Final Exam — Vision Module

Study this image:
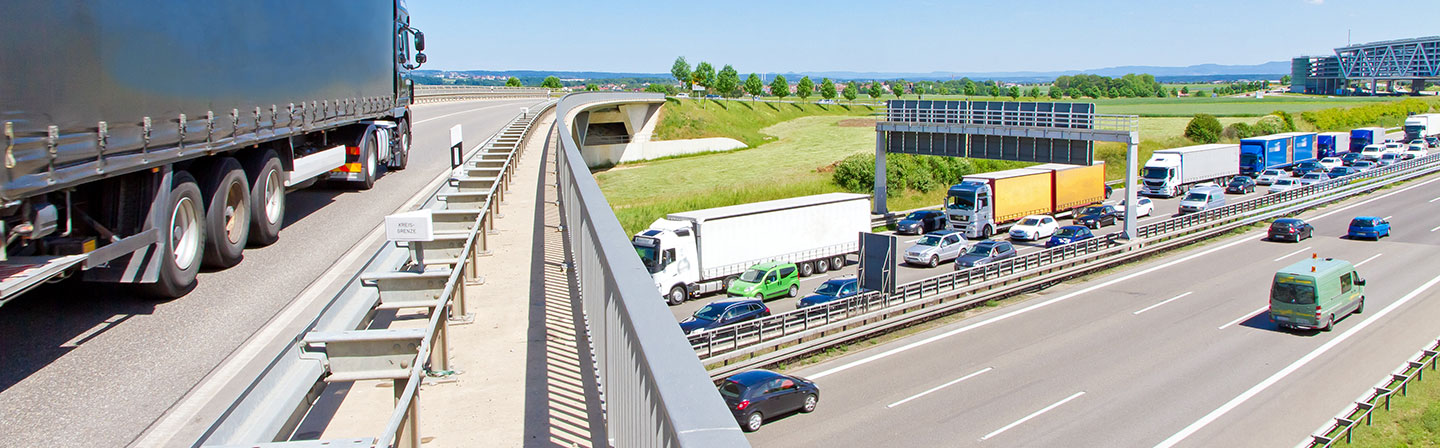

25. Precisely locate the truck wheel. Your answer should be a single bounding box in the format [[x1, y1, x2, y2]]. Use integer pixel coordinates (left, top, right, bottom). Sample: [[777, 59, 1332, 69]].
[[354, 128, 382, 190], [787, 284, 799, 298], [1322, 314, 1335, 332], [798, 261, 815, 277], [141, 171, 206, 299], [981, 225, 993, 239], [199, 158, 250, 268], [1355, 297, 1365, 314], [246, 150, 285, 246], [722, 275, 739, 291], [666, 285, 686, 306], [387, 119, 411, 170], [815, 258, 830, 274], [831, 255, 846, 269]]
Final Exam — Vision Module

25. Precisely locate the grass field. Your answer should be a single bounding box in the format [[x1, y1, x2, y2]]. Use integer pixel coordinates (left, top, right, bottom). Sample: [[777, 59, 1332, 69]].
[[653, 98, 876, 148], [1338, 364, 1440, 447]]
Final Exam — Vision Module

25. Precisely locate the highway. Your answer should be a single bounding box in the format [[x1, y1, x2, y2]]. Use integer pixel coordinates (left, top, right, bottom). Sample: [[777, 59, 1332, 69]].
[[0, 98, 546, 448], [745, 170, 1440, 446]]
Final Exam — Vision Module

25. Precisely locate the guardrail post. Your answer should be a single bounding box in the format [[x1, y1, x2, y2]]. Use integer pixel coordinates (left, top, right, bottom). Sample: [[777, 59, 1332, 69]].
[[393, 377, 421, 448], [431, 304, 451, 372]]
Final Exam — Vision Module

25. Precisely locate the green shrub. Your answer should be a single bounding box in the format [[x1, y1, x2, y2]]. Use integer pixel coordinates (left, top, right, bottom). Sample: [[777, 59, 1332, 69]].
[[1184, 114, 1223, 143], [1300, 99, 1434, 131], [832, 153, 1024, 197], [1271, 110, 1297, 132]]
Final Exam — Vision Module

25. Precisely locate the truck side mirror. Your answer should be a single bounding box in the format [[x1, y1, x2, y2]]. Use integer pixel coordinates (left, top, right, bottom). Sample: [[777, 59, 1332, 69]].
[[1355, 278, 1366, 286], [415, 53, 427, 65], [414, 31, 426, 51]]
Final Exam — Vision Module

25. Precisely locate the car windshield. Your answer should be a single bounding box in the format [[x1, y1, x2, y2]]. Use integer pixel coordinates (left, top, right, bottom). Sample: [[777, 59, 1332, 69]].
[[1272, 281, 1316, 305], [1351, 218, 1374, 228], [692, 304, 725, 321], [947, 191, 976, 211], [1262, 170, 1282, 176], [916, 235, 942, 246], [814, 281, 844, 296], [738, 269, 764, 283], [1275, 179, 1294, 186], [717, 381, 743, 399], [1229, 178, 1247, 185], [1020, 218, 1040, 226], [967, 244, 996, 255], [1184, 192, 1208, 201], [1056, 227, 1082, 237], [1080, 206, 1104, 215], [1304, 174, 1322, 179]]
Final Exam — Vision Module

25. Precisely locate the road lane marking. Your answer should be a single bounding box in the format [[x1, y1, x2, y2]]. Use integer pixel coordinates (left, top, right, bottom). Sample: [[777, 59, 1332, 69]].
[[886, 367, 992, 408], [1383, 215, 1392, 220], [904, 238, 919, 243], [981, 391, 1085, 441], [1155, 271, 1440, 448], [1133, 292, 1194, 315], [1431, 224, 1440, 232], [413, 99, 539, 125], [1273, 246, 1312, 262], [807, 235, 1256, 380], [1310, 176, 1440, 221], [1430, 196, 1440, 203], [1218, 306, 1268, 330], [800, 276, 829, 283], [1354, 253, 1383, 267]]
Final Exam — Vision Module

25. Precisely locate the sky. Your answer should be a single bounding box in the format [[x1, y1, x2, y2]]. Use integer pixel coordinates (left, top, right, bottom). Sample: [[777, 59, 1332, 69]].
[[407, 0, 1431, 74]]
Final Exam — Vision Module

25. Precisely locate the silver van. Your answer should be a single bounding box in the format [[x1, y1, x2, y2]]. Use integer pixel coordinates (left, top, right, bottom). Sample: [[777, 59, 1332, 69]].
[[1179, 186, 1225, 214]]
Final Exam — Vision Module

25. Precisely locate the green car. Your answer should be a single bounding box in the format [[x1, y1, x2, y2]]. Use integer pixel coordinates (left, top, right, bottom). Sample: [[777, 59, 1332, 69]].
[[727, 262, 800, 300], [1269, 257, 1366, 331]]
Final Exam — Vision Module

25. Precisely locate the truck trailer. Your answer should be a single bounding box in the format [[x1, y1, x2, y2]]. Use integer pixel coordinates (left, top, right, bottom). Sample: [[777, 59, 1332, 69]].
[[1239, 133, 1316, 177], [1404, 114, 1440, 141], [1139, 144, 1240, 198], [0, 1, 427, 302], [1316, 132, 1351, 158], [1350, 127, 1385, 152], [633, 193, 870, 305], [945, 162, 1105, 239]]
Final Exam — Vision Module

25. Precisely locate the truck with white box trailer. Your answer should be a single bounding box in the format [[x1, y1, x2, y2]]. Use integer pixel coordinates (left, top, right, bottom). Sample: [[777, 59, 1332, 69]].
[[1139, 143, 1240, 198], [633, 193, 870, 305], [1405, 114, 1440, 141]]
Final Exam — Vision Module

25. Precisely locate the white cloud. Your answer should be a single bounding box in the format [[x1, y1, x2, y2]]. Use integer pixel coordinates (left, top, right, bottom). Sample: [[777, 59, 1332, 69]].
[[1304, 0, 1323, 4]]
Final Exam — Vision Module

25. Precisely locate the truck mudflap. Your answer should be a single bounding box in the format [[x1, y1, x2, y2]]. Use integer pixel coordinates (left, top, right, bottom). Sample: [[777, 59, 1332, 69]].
[[0, 255, 87, 305]]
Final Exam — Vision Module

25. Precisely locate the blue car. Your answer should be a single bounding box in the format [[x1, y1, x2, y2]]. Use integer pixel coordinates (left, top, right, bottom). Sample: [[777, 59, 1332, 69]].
[[1046, 225, 1095, 248], [1347, 216, 1391, 240], [797, 277, 865, 308], [679, 299, 769, 335]]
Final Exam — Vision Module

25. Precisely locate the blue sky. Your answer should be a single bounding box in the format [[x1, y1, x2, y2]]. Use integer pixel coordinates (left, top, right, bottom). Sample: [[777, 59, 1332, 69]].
[[408, 0, 1428, 74]]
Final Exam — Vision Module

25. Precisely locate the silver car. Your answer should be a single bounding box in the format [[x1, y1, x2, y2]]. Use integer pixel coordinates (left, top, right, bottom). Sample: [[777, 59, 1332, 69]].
[[1255, 169, 1285, 186], [904, 230, 967, 268]]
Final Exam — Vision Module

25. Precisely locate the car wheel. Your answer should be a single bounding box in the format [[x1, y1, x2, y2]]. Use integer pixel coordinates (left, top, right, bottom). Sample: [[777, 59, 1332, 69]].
[[928, 256, 938, 268], [802, 394, 818, 413], [743, 412, 763, 432], [788, 284, 799, 298], [1355, 296, 1365, 314], [815, 258, 830, 274], [754, 293, 765, 301], [667, 286, 686, 306], [1322, 314, 1335, 332], [798, 261, 815, 277]]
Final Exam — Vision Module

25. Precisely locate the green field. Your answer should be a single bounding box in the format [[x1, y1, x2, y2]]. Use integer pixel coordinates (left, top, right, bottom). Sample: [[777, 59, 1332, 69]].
[[1336, 363, 1440, 447], [654, 98, 876, 148]]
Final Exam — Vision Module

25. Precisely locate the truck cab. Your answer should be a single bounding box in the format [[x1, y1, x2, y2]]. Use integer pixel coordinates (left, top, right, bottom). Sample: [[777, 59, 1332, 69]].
[[946, 180, 993, 239], [1140, 154, 1183, 197], [633, 220, 702, 305]]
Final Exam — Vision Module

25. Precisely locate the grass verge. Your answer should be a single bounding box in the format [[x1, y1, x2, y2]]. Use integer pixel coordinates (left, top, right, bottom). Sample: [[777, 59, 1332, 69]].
[[653, 98, 875, 148]]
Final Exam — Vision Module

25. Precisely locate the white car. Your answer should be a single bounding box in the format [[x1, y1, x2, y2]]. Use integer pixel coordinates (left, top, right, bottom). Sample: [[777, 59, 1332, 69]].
[[1405, 144, 1428, 159], [1268, 178, 1302, 194], [1297, 172, 1328, 185], [1008, 214, 1058, 241], [1318, 157, 1344, 170], [1114, 197, 1154, 218], [1359, 144, 1385, 161], [1255, 169, 1285, 186], [1383, 142, 1405, 154]]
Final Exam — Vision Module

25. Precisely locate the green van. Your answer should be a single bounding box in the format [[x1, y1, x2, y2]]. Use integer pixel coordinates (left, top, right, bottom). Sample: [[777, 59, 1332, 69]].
[[1269, 257, 1366, 331], [727, 262, 800, 300]]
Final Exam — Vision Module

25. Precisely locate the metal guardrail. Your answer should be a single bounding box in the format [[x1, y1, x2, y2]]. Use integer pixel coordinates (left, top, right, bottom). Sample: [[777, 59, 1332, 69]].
[[1305, 336, 1440, 447], [884, 100, 1140, 133], [187, 100, 556, 447], [413, 85, 552, 103], [690, 151, 1440, 364], [554, 92, 750, 447]]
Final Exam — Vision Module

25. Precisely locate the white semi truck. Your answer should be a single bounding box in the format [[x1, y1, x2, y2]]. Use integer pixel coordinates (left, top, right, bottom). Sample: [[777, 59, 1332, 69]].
[[1405, 113, 1440, 141], [1139, 143, 1240, 198], [632, 193, 870, 305]]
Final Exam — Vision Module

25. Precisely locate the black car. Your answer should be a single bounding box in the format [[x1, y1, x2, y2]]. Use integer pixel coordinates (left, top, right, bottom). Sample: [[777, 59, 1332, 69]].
[[717, 369, 820, 432], [1073, 204, 1119, 229], [1291, 161, 1325, 174], [679, 299, 769, 335], [1340, 153, 1365, 166], [1328, 166, 1360, 178], [1268, 218, 1313, 242], [954, 240, 1019, 268], [1225, 176, 1256, 194], [896, 210, 948, 235]]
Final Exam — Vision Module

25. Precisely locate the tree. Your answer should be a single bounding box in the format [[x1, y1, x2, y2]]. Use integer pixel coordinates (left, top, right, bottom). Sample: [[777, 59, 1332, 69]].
[[743, 74, 764, 99], [1008, 86, 1021, 99], [540, 76, 563, 89], [1180, 86, 1190, 95], [843, 82, 859, 101], [991, 85, 1005, 97], [692, 62, 715, 93], [795, 76, 815, 100], [868, 82, 884, 99], [585, 83, 600, 91], [505, 76, 522, 87], [891, 82, 905, 98], [1184, 114, 1223, 143], [715, 64, 740, 98], [820, 78, 838, 102], [644, 83, 674, 95], [938, 86, 950, 95], [1193, 89, 1207, 98], [963, 80, 977, 96], [671, 57, 691, 89], [1281, 75, 1291, 85], [769, 75, 789, 99], [1026, 86, 1040, 98]]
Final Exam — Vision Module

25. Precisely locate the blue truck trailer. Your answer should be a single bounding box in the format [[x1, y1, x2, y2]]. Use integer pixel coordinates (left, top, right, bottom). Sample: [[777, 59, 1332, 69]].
[[1350, 127, 1385, 152], [1239, 133, 1316, 177], [1316, 132, 1350, 158]]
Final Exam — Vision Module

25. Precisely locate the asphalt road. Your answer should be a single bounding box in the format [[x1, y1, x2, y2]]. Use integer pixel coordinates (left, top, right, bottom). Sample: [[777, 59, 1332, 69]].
[[0, 98, 545, 448], [745, 169, 1440, 447]]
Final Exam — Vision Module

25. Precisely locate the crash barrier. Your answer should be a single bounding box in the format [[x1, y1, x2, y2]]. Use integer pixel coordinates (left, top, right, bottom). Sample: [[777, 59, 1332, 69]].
[[1303, 336, 1440, 447], [414, 85, 552, 103]]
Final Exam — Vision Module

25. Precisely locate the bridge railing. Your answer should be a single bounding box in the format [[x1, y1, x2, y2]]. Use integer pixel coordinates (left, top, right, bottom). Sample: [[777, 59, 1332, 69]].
[[554, 92, 750, 447], [414, 85, 552, 103], [883, 100, 1140, 133]]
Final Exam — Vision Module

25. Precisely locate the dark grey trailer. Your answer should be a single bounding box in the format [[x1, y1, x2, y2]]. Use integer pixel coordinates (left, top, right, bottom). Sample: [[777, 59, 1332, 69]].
[[0, 0, 427, 302]]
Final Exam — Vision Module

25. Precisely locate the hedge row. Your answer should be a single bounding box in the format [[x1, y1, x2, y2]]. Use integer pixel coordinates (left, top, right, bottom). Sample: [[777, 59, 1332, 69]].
[[1300, 99, 1434, 131], [832, 153, 1029, 197]]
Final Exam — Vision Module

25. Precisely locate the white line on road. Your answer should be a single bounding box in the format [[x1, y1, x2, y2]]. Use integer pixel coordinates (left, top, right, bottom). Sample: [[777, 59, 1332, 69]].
[[1383, 215, 1392, 221], [1431, 224, 1440, 232], [807, 234, 1256, 380], [413, 100, 537, 125], [981, 391, 1086, 441], [1311, 176, 1440, 221], [904, 238, 919, 243], [1133, 292, 1194, 315], [800, 276, 829, 283], [1354, 253, 1383, 267], [1273, 246, 1312, 262], [1429, 196, 1440, 203], [1155, 271, 1440, 448], [887, 367, 993, 408], [1218, 306, 1268, 330]]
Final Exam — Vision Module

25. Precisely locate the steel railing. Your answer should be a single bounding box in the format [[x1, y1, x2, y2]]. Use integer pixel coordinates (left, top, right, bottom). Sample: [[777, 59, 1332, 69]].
[[689, 151, 1440, 364], [884, 100, 1140, 133], [413, 85, 552, 103], [181, 99, 556, 448], [554, 92, 750, 447], [1304, 336, 1440, 447]]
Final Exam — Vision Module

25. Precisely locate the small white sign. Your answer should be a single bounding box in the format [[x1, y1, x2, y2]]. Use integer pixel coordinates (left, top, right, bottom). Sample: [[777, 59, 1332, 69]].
[[692, 85, 705, 91], [449, 124, 463, 147], [385, 210, 434, 242]]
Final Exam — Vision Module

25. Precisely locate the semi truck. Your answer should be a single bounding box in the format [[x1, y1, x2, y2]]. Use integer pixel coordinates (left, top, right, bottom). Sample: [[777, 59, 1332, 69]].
[[1404, 114, 1440, 141], [1316, 132, 1351, 158], [633, 193, 870, 305], [1239, 132, 1316, 177], [0, 1, 427, 303], [1350, 127, 1386, 152], [1139, 144, 1240, 198], [945, 162, 1105, 239]]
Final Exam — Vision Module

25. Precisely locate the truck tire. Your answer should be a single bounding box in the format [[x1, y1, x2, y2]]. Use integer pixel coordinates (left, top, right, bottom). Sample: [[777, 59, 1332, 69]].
[[831, 255, 846, 270], [354, 128, 382, 190], [246, 150, 285, 246], [722, 275, 739, 291], [666, 285, 686, 306], [798, 261, 815, 277], [199, 158, 251, 268], [981, 225, 993, 239], [141, 171, 206, 299], [387, 119, 410, 170], [815, 258, 830, 274], [1355, 297, 1365, 314]]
